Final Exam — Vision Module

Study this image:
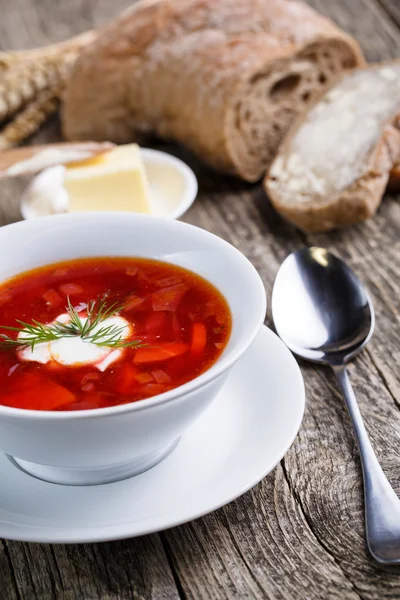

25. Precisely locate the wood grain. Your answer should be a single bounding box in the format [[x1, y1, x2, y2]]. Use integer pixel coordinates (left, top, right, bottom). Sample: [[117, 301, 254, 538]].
[[309, 0, 400, 60], [2, 535, 179, 599], [1, 1, 400, 599], [377, 0, 400, 27]]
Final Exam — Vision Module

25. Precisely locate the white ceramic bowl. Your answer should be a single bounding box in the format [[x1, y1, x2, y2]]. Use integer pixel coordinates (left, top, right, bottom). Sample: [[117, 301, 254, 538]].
[[0, 213, 266, 485]]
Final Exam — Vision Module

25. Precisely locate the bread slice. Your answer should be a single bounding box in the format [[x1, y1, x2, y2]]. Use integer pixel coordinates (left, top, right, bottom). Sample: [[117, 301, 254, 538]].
[[265, 62, 400, 232], [62, 0, 364, 182]]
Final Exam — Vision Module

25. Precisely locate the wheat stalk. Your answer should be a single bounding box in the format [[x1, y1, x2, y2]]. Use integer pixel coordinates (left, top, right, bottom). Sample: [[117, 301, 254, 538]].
[[0, 30, 97, 147]]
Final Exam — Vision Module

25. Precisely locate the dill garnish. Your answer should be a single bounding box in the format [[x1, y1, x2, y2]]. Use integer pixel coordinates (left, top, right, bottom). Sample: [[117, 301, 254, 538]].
[[0, 295, 144, 352]]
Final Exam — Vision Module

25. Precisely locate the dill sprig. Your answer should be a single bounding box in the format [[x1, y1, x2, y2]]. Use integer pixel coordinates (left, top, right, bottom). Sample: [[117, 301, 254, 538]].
[[0, 295, 144, 352]]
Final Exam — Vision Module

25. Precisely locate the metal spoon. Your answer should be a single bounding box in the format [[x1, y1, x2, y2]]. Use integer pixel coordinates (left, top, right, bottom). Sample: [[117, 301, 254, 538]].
[[272, 246, 400, 565]]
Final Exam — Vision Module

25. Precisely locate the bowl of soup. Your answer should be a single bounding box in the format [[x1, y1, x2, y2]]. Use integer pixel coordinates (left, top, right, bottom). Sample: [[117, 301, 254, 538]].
[[0, 213, 266, 484]]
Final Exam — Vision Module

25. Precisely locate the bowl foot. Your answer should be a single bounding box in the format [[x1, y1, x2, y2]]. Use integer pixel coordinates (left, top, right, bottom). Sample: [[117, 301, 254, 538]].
[[10, 438, 180, 486]]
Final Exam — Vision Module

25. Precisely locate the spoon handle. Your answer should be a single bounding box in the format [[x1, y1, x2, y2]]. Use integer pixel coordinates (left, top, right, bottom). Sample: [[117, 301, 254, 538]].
[[332, 364, 400, 564]]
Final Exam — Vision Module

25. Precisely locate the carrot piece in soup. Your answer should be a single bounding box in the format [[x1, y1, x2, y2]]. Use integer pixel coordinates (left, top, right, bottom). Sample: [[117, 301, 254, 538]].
[[2, 374, 75, 410], [190, 322, 207, 360], [133, 343, 189, 364]]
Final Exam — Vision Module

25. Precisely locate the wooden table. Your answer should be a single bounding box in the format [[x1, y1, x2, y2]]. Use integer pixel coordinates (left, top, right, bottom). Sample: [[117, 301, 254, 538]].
[[1, 0, 400, 598]]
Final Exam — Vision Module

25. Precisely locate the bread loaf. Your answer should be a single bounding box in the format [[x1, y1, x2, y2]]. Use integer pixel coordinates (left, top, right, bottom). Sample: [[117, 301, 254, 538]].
[[265, 62, 400, 232], [62, 0, 364, 182]]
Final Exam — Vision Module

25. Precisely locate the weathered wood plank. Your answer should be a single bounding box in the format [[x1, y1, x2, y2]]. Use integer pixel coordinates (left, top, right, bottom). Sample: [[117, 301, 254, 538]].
[[2, 536, 180, 600], [0, 0, 132, 50], [377, 0, 400, 28], [308, 0, 400, 60], [0, 541, 19, 600], [162, 468, 361, 600]]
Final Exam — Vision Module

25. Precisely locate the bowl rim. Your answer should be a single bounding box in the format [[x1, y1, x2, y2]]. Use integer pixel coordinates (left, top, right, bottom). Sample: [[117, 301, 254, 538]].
[[0, 213, 266, 420]]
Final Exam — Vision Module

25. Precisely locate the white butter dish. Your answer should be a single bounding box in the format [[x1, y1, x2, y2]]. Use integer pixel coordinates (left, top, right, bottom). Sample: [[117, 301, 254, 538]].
[[21, 148, 198, 221]]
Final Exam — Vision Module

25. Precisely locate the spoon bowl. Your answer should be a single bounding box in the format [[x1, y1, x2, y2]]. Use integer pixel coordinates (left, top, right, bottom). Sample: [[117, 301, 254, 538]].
[[272, 247, 375, 363]]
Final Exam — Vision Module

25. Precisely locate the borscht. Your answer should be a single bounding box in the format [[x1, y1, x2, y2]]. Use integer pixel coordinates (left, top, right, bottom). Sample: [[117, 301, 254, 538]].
[[0, 257, 231, 411]]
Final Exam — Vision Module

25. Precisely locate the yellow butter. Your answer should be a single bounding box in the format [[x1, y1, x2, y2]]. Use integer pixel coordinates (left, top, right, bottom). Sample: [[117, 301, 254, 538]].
[[64, 144, 151, 214]]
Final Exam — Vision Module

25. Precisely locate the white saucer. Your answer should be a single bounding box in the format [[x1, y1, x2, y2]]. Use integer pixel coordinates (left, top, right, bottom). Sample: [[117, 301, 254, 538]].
[[20, 148, 198, 221], [0, 326, 304, 543]]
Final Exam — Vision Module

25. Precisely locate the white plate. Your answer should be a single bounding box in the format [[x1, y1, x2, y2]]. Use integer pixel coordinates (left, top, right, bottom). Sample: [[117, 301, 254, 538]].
[[20, 148, 198, 221], [0, 326, 304, 543]]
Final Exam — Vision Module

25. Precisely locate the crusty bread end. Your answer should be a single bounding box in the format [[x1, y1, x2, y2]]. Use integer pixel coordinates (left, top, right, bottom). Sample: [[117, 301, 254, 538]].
[[265, 62, 400, 232]]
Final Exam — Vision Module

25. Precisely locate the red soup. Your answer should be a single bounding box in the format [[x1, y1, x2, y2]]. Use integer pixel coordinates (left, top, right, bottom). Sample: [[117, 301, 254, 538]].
[[0, 257, 231, 411]]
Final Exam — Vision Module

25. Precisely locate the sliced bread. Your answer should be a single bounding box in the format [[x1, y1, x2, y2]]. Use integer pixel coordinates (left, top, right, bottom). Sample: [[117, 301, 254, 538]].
[[265, 62, 400, 232], [62, 0, 364, 182]]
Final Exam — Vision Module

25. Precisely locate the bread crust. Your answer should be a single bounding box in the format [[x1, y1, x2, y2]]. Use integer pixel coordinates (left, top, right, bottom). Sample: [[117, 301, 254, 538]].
[[62, 0, 364, 181], [264, 61, 400, 232], [388, 164, 400, 190]]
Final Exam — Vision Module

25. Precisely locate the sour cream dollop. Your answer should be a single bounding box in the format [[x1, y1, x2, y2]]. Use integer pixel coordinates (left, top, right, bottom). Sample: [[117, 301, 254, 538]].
[[21, 166, 69, 217], [17, 312, 131, 372]]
